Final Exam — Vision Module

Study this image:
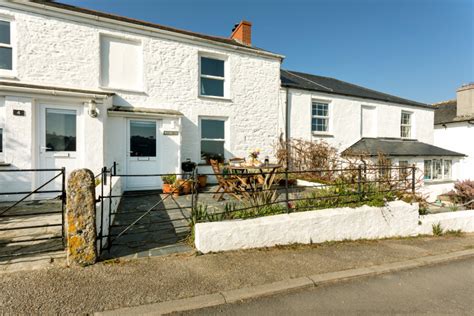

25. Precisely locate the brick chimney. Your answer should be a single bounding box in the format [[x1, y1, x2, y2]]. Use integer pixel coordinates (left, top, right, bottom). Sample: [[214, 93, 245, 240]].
[[456, 83, 474, 117], [230, 20, 252, 46]]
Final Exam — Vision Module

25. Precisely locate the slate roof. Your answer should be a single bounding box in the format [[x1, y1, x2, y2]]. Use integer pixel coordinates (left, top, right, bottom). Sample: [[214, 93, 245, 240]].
[[281, 70, 431, 109], [30, 1, 280, 57], [341, 138, 465, 157], [433, 100, 457, 124]]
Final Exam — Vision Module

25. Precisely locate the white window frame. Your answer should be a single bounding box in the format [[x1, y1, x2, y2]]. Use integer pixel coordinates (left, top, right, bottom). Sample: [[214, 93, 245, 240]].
[[400, 111, 412, 139], [424, 158, 453, 181], [198, 53, 229, 99], [311, 100, 330, 134], [199, 116, 229, 164], [0, 14, 16, 78], [99, 33, 144, 93]]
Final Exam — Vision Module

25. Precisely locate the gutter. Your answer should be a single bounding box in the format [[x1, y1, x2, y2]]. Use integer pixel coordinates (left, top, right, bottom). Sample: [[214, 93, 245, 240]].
[[8, 0, 285, 61], [0, 84, 112, 100]]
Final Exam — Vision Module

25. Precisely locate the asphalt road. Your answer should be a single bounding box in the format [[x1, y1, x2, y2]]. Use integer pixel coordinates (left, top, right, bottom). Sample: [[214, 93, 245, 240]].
[[182, 257, 474, 315]]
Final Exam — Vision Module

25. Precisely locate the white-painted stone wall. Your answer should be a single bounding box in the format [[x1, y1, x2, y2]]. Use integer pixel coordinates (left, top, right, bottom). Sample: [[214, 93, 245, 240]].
[[285, 88, 434, 150], [434, 122, 474, 181], [0, 4, 282, 176], [195, 201, 474, 253]]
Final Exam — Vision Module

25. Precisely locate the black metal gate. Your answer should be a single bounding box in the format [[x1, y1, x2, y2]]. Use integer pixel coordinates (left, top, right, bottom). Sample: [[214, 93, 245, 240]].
[[96, 163, 195, 258], [0, 168, 66, 260]]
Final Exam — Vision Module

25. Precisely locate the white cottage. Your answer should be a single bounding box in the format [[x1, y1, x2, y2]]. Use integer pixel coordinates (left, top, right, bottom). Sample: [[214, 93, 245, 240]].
[[0, 0, 283, 193], [433, 83, 474, 192], [280, 70, 465, 201]]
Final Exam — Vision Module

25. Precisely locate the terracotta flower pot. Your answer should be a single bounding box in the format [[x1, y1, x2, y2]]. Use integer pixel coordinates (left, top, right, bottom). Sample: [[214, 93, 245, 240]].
[[163, 183, 180, 195], [177, 179, 192, 195], [198, 175, 207, 188]]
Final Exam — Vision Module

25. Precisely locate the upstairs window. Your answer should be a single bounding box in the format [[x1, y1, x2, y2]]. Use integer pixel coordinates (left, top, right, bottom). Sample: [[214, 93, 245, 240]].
[[0, 19, 13, 71], [400, 111, 412, 138], [200, 56, 225, 97], [100, 35, 143, 91], [424, 159, 452, 181], [311, 101, 329, 132]]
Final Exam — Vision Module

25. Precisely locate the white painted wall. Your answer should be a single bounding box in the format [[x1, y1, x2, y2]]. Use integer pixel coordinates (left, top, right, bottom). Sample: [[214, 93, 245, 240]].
[[285, 88, 435, 151], [0, 4, 282, 172], [434, 122, 474, 181], [195, 201, 474, 253]]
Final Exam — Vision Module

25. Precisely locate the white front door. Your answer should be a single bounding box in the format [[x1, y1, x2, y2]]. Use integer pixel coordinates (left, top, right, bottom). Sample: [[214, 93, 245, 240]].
[[38, 104, 81, 192], [126, 119, 161, 190]]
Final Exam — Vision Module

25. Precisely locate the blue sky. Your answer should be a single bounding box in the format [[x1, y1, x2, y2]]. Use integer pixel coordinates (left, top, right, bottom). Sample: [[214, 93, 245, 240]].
[[62, 0, 473, 104]]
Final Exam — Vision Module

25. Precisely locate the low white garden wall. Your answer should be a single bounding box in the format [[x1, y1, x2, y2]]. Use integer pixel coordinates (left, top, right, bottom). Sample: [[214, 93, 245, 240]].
[[418, 210, 474, 235], [195, 201, 474, 253]]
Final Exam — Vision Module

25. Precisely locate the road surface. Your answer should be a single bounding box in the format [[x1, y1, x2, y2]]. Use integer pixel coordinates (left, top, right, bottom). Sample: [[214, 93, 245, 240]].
[[182, 257, 474, 315]]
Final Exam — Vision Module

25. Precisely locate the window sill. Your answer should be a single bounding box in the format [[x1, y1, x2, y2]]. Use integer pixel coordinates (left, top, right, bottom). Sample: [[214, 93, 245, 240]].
[[0, 162, 11, 167], [198, 95, 232, 102], [424, 179, 454, 185], [312, 132, 334, 137], [99, 86, 146, 95], [0, 72, 18, 80]]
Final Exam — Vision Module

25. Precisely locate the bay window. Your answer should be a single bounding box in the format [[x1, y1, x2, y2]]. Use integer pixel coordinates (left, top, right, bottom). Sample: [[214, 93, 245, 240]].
[[424, 159, 452, 181]]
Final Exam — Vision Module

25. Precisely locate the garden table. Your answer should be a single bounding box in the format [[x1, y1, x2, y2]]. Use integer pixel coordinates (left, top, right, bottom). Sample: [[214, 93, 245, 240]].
[[228, 163, 282, 188]]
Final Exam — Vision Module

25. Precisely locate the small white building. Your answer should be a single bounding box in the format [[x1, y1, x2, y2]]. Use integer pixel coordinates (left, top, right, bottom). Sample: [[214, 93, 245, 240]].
[[280, 70, 465, 201], [433, 83, 474, 190], [0, 1, 283, 194]]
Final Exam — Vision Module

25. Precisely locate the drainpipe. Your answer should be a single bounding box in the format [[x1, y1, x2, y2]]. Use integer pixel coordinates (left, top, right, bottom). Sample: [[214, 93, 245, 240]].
[[285, 87, 290, 169]]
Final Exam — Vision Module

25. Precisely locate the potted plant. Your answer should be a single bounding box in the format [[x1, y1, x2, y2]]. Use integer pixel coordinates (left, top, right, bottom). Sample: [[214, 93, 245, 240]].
[[161, 174, 179, 195], [176, 178, 193, 195]]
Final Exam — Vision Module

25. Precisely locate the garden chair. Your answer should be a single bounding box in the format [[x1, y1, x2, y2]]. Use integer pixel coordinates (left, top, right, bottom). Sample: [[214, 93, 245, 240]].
[[209, 159, 241, 201]]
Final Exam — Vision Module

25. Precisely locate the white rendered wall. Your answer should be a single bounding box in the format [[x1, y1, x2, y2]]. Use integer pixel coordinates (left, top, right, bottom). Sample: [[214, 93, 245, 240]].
[[434, 123, 474, 181], [1, 5, 282, 167], [285, 88, 435, 151], [195, 201, 474, 253]]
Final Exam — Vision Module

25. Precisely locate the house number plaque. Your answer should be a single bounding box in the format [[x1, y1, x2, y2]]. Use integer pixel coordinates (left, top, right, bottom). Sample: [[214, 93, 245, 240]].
[[13, 109, 26, 116], [163, 131, 179, 136]]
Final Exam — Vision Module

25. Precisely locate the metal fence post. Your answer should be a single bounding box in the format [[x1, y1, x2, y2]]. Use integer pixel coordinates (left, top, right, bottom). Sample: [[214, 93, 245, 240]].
[[411, 165, 416, 195], [99, 166, 106, 254], [61, 167, 66, 247], [357, 164, 362, 198], [285, 168, 290, 213]]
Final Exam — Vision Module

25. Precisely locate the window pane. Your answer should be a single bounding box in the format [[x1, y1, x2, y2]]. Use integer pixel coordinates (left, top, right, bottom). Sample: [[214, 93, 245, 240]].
[[444, 160, 452, 179], [0, 21, 10, 45], [201, 119, 224, 139], [201, 140, 225, 162], [46, 109, 76, 152], [424, 160, 432, 180], [401, 112, 411, 125], [201, 57, 224, 77], [433, 159, 442, 179], [312, 102, 328, 116], [201, 77, 224, 97], [130, 121, 156, 157], [0, 47, 12, 70], [0, 128, 3, 153], [401, 126, 411, 138], [312, 118, 328, 132]]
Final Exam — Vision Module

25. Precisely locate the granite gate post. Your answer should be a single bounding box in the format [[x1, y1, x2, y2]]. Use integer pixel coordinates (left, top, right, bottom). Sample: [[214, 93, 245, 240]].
[[66, 169, 97, 266]]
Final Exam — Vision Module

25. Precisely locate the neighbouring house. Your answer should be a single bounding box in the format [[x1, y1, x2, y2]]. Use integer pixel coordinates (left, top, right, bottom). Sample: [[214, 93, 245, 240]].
[[0, 0, 283, 195], [433, 83, 474, 194], [280, 70, 465, 201]]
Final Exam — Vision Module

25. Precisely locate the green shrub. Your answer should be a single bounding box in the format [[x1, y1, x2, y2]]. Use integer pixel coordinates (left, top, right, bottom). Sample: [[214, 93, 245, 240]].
[[432, 223, 443, 236]]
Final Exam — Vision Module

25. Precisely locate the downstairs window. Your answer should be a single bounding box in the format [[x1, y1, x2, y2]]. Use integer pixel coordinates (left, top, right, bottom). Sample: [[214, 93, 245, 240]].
[[424, 159, 452, 181]]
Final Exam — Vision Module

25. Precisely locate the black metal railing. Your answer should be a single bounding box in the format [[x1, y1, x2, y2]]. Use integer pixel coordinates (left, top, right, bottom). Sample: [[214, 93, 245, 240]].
[[96, 162, 418, 256]]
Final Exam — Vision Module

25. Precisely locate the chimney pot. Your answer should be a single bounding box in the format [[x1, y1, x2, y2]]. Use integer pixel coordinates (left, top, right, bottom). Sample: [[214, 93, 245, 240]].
[[230, 20, 252, 46]]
